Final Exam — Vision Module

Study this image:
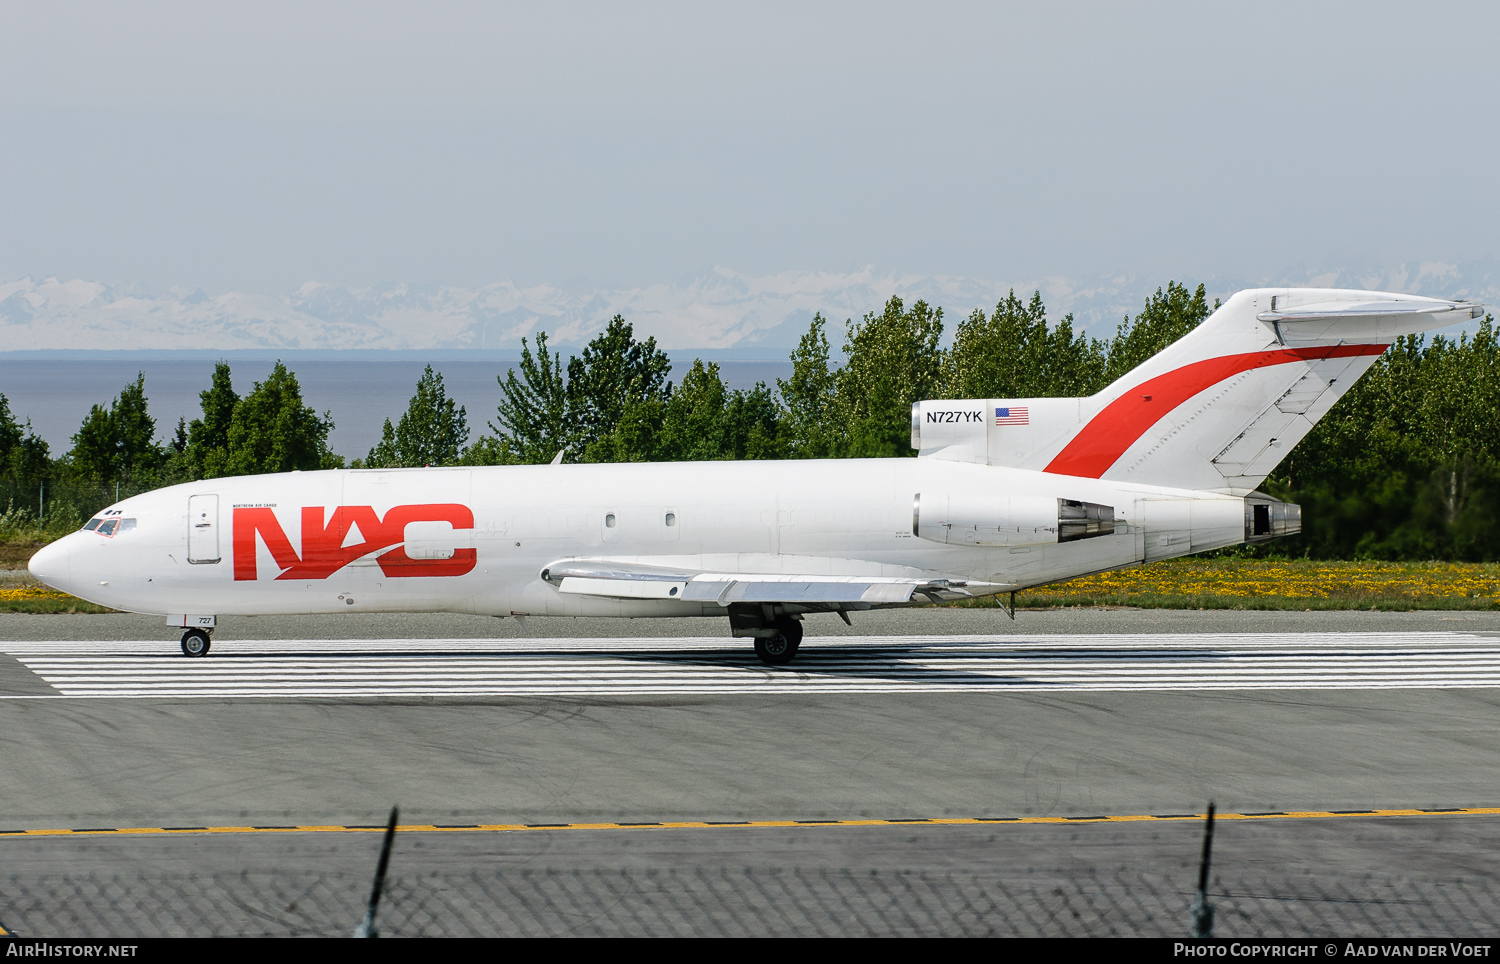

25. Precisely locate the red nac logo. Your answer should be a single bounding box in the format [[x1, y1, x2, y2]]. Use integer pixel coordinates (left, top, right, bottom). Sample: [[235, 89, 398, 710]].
[[233, 504, 476, 581]]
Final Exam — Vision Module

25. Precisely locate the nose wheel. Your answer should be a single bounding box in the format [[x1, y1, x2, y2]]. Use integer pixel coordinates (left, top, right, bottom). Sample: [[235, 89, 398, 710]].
[[181, 628, 212, 658]]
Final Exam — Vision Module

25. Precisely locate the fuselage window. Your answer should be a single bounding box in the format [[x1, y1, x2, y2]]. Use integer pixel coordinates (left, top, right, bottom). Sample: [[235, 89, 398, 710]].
[[605, 513, 617, 528], [665, 512, 677, 527], [96, 520, 119, 537], [83, 519, 102, 531]]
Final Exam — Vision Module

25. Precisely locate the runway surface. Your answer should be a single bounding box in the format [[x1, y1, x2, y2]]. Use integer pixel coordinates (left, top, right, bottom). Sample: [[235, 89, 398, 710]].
[[5, 631, 1500, 698], [0, 614, 1496, 827], [5, 606, 1498, 640], [3, 610, 1500, 933]]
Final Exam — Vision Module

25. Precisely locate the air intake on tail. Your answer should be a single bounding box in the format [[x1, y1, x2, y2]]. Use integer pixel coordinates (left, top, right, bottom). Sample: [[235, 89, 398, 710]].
[[913, 493, 1116, 547]]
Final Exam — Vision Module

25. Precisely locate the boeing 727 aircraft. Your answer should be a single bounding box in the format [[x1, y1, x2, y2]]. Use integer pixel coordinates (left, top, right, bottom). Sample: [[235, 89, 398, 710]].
[[28, 288, 1484, 663]]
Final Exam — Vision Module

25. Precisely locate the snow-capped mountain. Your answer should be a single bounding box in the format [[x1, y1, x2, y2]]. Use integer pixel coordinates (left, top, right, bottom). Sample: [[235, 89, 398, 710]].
[[2, 262, 1496, 353]]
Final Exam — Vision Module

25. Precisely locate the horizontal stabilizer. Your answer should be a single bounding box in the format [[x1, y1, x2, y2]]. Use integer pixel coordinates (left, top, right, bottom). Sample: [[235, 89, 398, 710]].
[[1257, 300, 1483, 321], [1256, 297, 1483, 346]]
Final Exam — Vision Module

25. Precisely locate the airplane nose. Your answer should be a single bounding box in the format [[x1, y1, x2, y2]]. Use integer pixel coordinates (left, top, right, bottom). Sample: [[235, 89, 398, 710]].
[[28, 539, 71, 588]]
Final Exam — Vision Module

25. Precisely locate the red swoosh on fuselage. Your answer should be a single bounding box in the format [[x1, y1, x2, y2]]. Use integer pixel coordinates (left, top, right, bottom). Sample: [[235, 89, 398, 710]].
[[1043, 344, 1388, 479]]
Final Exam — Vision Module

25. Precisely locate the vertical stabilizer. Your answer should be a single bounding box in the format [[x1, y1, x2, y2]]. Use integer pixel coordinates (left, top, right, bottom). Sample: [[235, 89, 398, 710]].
[[913, 288, 1482, 494]]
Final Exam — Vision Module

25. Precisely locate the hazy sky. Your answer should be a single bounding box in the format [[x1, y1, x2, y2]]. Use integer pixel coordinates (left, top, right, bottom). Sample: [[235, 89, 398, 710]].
[[2, 1, 1496, 293]]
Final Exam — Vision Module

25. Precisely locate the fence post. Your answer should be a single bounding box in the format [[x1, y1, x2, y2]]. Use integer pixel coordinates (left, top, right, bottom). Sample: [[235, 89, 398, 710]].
[[1191, 802, 1216, 938], [355, 806, 399, 938]]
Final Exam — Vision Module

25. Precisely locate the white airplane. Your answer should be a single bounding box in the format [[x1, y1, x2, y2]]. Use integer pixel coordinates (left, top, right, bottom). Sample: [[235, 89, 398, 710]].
[[29, 288, 1483, 663]]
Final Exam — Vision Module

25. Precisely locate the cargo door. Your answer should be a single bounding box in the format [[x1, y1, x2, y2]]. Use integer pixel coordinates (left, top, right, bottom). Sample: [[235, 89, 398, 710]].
[[187, 494, 220, 564]]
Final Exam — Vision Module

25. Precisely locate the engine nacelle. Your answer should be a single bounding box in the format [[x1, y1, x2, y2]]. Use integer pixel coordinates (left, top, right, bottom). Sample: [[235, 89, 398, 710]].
[[914, 493, 1117, 547]]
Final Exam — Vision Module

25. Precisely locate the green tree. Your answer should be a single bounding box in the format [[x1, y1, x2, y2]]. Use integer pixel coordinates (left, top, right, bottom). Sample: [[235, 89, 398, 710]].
[[721, 380, 785, 461], [602, 360, 784, 462], [65, 374, 163, 486], [777, 314, 839, 458], [364, 365, 469, 467], [69, 405, 113, 484], [6, 433, 50, 488], [146, 416, 198, 487], [186, 361, 239, 476], [0, 395, 20, 466], [943, 290, 1106, 399], [490, 331, 570, 464], [456, 434, 517, 466], [567, 316, 673, 462], [220, 362, 341, 476], [656, 360, 738, 460], [0, 394, 50, 487], [1103, 282, 1215, 383], [1276, 316, 1500, 560], [832, 296, 944, 458]]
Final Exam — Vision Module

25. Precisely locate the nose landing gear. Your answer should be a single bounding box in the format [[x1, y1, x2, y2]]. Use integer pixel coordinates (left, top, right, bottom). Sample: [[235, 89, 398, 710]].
[[180, 628, 212, 658]]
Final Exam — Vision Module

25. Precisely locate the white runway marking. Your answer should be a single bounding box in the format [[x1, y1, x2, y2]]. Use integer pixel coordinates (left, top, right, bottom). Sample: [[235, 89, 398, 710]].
[[6, 632, 1500, 698]]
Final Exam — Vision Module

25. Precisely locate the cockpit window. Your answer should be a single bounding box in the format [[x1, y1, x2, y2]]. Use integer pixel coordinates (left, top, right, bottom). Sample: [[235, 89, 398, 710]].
[[119, 518, 136, 533], [83, 519, 102, 531], [96, 520, 119, 537]]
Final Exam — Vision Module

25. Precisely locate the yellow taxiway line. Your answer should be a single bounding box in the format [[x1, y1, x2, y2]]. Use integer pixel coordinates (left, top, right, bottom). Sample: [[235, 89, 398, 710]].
[[1, 807, 1498, 839]]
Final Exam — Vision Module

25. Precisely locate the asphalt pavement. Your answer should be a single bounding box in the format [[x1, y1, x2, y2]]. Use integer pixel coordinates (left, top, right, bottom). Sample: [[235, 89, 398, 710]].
[[2, 608, 1497, 936], [0, 608, 1498, 827], [5, 605, 1500, 640]]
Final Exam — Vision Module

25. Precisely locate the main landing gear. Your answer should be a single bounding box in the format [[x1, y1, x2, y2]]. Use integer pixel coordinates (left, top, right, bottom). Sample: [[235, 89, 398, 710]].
[[181, 628, 212, 658], [752, 617, 803, 666], [729, 604, 808, 666]]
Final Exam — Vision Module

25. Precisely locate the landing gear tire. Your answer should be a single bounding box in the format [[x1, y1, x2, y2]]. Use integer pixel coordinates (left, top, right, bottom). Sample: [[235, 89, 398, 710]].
[[180, 629, 211, 658], [753, 618, 803, 666]]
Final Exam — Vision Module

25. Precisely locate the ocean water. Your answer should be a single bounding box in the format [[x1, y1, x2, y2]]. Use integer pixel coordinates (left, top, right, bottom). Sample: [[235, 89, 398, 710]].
[[0, 359, 794, 461]]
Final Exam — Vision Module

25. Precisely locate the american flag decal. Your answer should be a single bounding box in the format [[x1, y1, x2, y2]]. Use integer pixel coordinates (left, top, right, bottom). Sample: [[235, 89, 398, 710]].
[[995, 406, 1029, 426]]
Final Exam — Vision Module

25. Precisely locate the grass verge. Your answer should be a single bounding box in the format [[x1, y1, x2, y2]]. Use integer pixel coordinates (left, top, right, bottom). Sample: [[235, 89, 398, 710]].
[[956, 559, 1500, 612], [0, 576, 116, 614], [0, 595, 116, 614], [0, 540, 45, 569]]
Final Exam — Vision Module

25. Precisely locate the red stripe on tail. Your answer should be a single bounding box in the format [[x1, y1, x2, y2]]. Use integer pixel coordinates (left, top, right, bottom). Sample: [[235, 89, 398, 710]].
[[1043, 344, 1387, 479]]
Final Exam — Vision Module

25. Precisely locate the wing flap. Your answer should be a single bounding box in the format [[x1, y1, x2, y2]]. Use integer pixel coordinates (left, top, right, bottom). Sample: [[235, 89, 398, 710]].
[[543, 559, 1002, 605], [717, 580, 916, 604], [558, 576, 687, 599]]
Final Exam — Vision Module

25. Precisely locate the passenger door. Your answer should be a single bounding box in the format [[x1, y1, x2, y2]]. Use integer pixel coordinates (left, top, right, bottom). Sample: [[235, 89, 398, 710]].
[[187, 494, 220, 564]]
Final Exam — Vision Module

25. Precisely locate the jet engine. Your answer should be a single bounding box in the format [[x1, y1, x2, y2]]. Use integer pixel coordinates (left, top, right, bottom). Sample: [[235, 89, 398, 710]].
[[913, 493, 1116, 547]]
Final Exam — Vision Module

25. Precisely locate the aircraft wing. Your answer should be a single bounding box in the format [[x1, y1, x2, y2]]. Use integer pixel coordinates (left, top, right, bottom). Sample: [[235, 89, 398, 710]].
[[540, 560, 1007, 605]]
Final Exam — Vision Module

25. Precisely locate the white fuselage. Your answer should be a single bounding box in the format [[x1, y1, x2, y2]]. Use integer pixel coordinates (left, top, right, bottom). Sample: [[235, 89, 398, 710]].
[[32, 286, 1476, 656], [31, 458, 1246, 620]]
